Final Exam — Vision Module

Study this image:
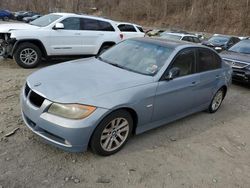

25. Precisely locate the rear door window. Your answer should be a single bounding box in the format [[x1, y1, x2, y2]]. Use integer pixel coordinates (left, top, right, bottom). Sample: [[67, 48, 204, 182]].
[[118, 24, 137, 32], [193, 37, 200, 43], [136, 26, 144, 32], [197, 48, 221, 72]]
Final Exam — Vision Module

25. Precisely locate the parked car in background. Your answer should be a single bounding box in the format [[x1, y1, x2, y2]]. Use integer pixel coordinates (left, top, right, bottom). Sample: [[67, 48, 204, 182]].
[[159, 32, 201, 43], [220, 39, 250, 84], [239, 36, 250, 40], [0, 13, 144, 68], [21, 38, 231, 156], [146, 29, 165, 37], [23, 14, 42, 23], [116, 22, 145, 40], [0, 10, 13, 21], [14, 11, 37, 21], [202, 35, 240, 52]]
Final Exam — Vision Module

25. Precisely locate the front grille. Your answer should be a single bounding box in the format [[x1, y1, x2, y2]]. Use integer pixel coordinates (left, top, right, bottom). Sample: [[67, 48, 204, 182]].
[[223, 58, 249, 69], [24, 83, 30, 97], [29, 91, 45, 107]]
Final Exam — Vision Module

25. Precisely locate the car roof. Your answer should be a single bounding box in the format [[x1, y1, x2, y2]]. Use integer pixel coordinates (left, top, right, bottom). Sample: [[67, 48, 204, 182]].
[[162, 32, 198, 38], [52, 12, 114, 22], [116, 22, 142, 27], [212, 34, 239, 39], [131, 37, 200, 49]]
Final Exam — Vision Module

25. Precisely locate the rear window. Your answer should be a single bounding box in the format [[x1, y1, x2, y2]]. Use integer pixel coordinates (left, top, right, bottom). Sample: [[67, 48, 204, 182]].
[[136, 26, 144, 33], [82, 18, 115, 31], [118, 24, 137, 32], [197, 48, 221, 72]]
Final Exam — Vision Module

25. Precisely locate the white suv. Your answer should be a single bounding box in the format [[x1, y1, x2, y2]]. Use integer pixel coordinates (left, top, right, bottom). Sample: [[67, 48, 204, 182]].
[[0, 13, 144, 68]]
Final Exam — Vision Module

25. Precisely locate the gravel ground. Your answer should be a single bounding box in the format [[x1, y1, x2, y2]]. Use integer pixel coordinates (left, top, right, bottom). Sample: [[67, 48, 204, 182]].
[[0, 55, 250, 188]]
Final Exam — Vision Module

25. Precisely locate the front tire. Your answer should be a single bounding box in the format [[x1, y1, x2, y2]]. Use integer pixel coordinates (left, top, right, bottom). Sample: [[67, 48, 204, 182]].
[[208, 88, 225, 113], [90, 110, 133, 156], [3, 16, 9, 21], [13, 42, 42, 68]]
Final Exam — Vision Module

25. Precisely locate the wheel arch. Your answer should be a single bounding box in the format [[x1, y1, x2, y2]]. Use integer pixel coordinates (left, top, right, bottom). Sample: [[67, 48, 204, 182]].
[[12, 39, 48, 58], [88, 107, 139, 147], [220, 85, 228, 99], [97, 41, 116, 54]]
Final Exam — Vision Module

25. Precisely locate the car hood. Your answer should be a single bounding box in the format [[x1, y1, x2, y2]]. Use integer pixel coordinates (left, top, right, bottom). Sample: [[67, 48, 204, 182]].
[[0, 23, 39, 33], [27, 58, 154, 105], [202, 40, 225, 47], [220, 51, 250, 64]]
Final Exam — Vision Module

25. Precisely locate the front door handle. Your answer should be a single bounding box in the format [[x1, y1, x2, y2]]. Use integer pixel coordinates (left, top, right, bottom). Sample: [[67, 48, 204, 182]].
[[190, 81, 198, 87], [74, 33, 81, 35]]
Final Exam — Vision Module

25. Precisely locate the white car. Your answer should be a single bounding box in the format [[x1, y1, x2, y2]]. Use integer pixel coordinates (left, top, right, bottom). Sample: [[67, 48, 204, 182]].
[[159, 32, 201, 43], [0, 13, 144, 68], [116, 22, 144, 40]]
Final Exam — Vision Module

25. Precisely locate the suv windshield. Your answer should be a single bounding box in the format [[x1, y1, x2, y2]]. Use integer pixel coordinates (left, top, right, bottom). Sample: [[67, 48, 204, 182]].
[[160, 33, 182, 41], [228, 40, 250, 54], [209, 36, 229, 44], [98, 40, 174, 76], [30, 14, 62, 27]]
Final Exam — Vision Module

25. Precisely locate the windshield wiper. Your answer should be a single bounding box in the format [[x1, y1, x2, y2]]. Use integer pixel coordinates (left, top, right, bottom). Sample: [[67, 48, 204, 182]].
[[97, 57, 125, 69]]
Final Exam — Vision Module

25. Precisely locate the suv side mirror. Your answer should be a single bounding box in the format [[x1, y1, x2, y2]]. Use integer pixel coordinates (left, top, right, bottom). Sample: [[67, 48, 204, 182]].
[[165, 67, 180, 80], [53, 23, 64, 30]]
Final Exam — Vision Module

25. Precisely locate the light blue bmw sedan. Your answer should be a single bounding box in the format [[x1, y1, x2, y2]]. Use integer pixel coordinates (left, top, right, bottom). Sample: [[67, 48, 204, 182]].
[[21, 38, 232, 156]]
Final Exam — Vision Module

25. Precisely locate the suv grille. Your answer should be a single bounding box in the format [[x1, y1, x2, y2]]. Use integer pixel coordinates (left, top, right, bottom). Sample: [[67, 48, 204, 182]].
[[29, 91, 45, 107]]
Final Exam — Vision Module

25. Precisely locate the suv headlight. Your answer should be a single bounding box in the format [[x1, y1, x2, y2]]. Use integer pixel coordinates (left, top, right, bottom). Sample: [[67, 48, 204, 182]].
[[48, 103, 96, 119]]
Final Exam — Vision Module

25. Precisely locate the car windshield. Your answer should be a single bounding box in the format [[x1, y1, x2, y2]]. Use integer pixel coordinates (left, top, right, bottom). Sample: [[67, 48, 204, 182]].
[[208, 36, 229, 44], [30, 14, 62, 27], [98, 40, 174, 76], [228, 40, 250, 54], [160, 33, 182, 41]]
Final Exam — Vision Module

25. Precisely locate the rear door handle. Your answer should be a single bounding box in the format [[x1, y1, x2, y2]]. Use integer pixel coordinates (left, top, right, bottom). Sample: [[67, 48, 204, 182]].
[[74, 33, 81, 35]]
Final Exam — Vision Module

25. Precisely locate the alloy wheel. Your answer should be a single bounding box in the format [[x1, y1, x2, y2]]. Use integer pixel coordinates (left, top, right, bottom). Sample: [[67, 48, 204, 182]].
[[100, 117, 130, 152], [211, 90, 223, 111], [19, 48, 38, 65]]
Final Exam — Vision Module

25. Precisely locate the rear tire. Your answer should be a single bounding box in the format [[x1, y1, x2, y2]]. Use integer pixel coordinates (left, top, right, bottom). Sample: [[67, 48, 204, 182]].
[[90, 110, 133, 156], [208, 88, 225, 113], [13, 42, 42, 68]]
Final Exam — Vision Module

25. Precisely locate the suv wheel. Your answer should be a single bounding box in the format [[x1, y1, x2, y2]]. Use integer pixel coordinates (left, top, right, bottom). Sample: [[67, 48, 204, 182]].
[[208, 88, 225, 113], [3, 17, 9, 21], [90, 110, 133, 156], [14, 42, 42, 68]]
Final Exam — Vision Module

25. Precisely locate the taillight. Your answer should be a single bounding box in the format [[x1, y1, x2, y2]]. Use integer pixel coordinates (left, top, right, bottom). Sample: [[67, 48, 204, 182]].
[[120, 33, 124, 40]]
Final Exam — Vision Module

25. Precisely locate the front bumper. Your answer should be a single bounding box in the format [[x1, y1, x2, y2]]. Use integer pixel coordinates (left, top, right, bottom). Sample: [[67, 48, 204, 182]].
[[20, 84, 109, 152], [0, 34, 15, 57], [232, 68, 250, 83]]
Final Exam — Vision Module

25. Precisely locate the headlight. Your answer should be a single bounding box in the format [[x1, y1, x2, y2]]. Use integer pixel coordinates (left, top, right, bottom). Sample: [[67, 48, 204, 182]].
[[215, 47, 222, 50], [48, 103, 96, 119]]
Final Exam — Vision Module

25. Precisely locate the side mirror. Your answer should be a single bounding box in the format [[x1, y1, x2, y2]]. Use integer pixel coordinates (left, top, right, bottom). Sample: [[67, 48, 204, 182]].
[[165, 67, 180, 80], [53, 23, 64, 30]]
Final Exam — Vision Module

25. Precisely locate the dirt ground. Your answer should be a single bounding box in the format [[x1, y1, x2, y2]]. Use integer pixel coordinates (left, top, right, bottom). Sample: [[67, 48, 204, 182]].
[[0, 55, 250, 188]]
